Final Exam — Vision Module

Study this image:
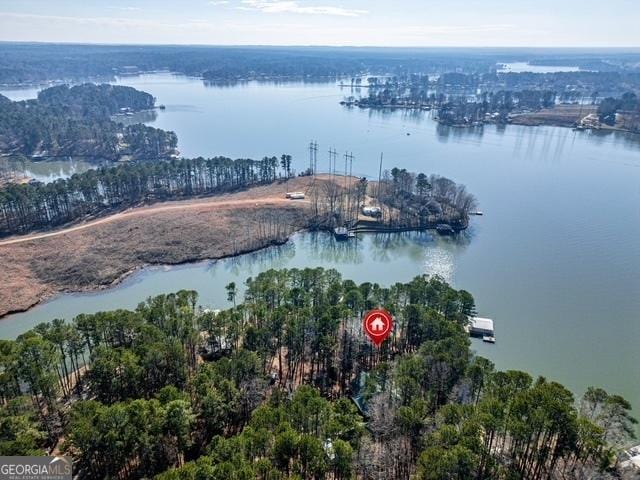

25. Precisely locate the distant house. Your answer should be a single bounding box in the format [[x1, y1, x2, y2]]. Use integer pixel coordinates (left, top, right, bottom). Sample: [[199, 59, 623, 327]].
[[362, 206, 382, 217]]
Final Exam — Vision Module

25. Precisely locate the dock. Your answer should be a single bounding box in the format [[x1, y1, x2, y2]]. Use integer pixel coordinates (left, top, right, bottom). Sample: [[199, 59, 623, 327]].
[[436, 224, 456, 235], [466, 317, 495, 341]]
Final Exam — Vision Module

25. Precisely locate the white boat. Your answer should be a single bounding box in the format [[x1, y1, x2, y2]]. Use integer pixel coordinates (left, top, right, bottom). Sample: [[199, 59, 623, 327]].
[[482, 335, 496, 343]]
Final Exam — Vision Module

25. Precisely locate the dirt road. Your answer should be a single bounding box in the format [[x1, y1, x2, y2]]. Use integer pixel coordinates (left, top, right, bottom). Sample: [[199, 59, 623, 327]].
[[0, 196, 308, 246]]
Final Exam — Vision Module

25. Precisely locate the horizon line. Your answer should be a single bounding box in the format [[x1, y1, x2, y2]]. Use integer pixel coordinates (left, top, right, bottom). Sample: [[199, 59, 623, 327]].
[[1, 40, 640, 50]]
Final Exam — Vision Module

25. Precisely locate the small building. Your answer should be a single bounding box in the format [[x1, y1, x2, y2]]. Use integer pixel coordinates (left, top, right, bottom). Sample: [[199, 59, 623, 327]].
[[468, 317, 494, 338], [362, 206, 382, 217], [286, 192, 305, 200]]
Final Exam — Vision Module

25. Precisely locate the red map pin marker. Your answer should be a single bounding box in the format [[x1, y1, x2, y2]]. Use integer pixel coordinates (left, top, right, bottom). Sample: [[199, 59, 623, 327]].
[[363, 309, 393, 346]]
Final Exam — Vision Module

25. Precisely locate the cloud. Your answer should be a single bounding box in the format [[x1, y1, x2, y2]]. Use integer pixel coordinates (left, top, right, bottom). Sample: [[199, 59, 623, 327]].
[[0, 12, 205, 30], [209, 0, 230, 5], [238, 0, 368, 17], [107, 6, 143, 11]]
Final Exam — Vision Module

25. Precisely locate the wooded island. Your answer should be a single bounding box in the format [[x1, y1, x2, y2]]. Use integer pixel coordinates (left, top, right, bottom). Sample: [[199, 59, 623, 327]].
[[0, 84, 177, 161]]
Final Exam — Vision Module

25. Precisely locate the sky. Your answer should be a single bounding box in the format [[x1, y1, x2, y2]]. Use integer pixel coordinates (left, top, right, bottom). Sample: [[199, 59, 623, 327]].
[[0, 0, 638, 47]]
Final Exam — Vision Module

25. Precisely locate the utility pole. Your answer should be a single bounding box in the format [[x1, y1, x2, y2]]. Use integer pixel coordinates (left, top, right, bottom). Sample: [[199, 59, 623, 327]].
[[378, 152, 383, 196], [344, 152, 354, 222], [308, 141, 318, 175], [377, 152, 384, 212], [328, 147, 337, 177], [349, 152, 354, 220]]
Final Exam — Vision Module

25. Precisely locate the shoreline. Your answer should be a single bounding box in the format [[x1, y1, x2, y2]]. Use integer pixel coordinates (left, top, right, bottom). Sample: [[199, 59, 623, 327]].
[[0, 222, 465, 321], [0, 176, 323, 319], [0, 232, 295, 321]]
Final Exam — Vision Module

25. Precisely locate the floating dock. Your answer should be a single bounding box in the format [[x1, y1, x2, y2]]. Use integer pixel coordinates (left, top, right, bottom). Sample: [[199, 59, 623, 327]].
[[467, 317, 495, 341]]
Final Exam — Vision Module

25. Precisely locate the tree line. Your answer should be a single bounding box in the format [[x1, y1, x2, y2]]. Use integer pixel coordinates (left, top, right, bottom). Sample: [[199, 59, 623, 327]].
[[0, 155, 286, 236], [598, 92, 640, 130], [0, 84, 177, 161], [373, 168, 477, 229], [3, 44, 640, 86], [0, 268, 635, 478]]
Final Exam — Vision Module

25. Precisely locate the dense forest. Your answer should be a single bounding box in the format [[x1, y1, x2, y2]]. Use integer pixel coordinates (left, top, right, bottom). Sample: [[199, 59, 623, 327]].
[[0, 83, 177, 160], [0, 155, 284, 236], [0, 268, 635, 478], [1, 44, 640, 85]]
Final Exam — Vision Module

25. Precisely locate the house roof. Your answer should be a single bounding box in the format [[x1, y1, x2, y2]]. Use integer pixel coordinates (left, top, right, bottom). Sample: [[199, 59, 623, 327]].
[[470, 317, 494, 331]]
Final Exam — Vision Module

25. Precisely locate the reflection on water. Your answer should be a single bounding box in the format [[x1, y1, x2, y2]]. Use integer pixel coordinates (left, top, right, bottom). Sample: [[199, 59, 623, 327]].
[[436, 124, 486, 142], [497, 62, 582, 73], [0, 157, 98, 184], [0, 231, 465, 339], [577, 128, 640, 152], [23, 158, 99, 182], [204, 77, 342, 89]]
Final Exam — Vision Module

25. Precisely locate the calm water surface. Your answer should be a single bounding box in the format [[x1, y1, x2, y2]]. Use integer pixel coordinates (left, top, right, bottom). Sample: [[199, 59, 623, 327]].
[[1, 74, 639, 421], [497, 62, 582, 73]]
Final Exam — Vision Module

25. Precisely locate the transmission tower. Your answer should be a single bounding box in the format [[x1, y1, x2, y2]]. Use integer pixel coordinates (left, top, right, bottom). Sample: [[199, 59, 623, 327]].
[[328, 147, 338, 177], [308, 141, 318, 175], [344, 151, 354, 221]]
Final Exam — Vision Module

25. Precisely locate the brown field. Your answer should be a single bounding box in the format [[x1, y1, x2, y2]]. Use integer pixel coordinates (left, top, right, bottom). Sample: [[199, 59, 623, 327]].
[[509, 104, 597, 127], [0, 176, 329, 318]]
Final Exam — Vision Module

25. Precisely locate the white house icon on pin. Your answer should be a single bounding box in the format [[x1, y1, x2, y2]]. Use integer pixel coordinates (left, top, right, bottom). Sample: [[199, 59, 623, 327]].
[[370, 316, 385, 332]]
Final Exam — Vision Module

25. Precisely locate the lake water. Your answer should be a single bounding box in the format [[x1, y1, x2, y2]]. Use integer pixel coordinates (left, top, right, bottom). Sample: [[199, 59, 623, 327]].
[[497, 62, 583, 73], [1, 74, 639, 423]]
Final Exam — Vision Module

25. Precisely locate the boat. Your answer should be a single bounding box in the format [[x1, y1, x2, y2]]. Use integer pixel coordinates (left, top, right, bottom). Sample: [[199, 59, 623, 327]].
[[482, 335, 496, 343], [334, 227, 349, 240], [472, 211, 484, 216]]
